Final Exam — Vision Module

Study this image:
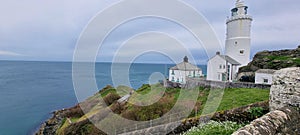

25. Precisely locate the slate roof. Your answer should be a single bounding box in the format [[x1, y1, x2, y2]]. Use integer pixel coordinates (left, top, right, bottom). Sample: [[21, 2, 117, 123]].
[[256, 69, 276, 74], [170, 62, 202, 71], [219, 55, 241, 65]]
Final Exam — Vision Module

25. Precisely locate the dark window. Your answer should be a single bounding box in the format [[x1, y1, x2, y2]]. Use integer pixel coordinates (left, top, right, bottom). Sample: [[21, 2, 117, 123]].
[[231, 8, 238, 16], [245, 7, 248, 14], [264, 79, 268, 83], [240, 50, 245, 55]]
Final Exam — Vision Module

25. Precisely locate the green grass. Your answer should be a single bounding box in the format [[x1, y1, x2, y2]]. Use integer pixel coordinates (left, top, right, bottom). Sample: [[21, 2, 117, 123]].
[[267, 55, 290, 61], [100, 88, 117, 97], [217, 88, 269, 111], [70, 117, 80, 123]]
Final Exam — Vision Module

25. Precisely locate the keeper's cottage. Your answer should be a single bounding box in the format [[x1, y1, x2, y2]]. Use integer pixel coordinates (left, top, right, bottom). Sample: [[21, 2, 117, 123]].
[[207, 0, 253, 82], [169, 56, 203, 84]]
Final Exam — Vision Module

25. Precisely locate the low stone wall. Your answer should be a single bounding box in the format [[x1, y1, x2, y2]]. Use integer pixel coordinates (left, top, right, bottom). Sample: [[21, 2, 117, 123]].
[[270, 67, 300, 111], [234, 67, 300, 135], [233, 107, 300, 135], [184, 78, 270, 89], [117, 101, 269, 135]]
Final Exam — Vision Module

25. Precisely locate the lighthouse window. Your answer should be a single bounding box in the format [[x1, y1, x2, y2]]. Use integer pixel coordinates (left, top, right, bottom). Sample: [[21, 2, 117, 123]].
[[245, 7, 248, 14], [231, 8, 238, 16], [240, 50, 245, 55]]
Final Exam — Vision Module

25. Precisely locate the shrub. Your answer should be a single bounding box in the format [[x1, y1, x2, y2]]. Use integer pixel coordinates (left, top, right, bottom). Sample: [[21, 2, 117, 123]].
[[182, 121, 244, 135], [248, 107, 264, 119]]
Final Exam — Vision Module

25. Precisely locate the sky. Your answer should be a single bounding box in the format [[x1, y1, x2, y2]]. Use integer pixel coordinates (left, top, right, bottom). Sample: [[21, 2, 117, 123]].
[[0, 0, 299, 64]]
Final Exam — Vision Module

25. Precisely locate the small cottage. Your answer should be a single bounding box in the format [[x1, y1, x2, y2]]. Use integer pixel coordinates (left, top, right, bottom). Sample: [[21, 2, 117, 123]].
[[207, 52, 241, 82], [169, 56, 203, 84], [255, 69, 276, 85]]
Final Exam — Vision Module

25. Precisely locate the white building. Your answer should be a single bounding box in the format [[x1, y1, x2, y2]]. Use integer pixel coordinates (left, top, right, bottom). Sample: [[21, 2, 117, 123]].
[[169, 56, 203, 84], [207, 0, 253, 82], [207, 52, 241, 82], [255, 69, 276, 85]]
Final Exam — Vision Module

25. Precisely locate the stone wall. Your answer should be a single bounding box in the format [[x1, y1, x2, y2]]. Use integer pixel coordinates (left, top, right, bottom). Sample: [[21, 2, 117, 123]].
[[184, 78, 271, 89], [233, 67, 300, 135], [233, 107, 300, 135], [269, 67, 300, 111], [116, 101, 269, 135]]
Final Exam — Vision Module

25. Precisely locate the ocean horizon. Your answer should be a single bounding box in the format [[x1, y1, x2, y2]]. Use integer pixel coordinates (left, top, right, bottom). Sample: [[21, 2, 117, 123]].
[[0, 60, 207, 135]]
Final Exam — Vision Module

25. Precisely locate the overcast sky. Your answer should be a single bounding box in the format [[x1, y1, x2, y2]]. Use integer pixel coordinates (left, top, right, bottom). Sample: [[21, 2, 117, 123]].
[[0, 0, 299, 64]]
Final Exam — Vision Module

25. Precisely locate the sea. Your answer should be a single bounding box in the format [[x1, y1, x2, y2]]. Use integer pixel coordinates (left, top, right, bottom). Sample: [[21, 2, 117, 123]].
[[0, 61, 207, 135]]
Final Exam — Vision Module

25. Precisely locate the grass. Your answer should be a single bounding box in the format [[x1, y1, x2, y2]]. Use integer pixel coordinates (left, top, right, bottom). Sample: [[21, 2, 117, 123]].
[[267, 55, 290, 61], [217, 88, 269, 111], [57, 119, 70, 135], [123, 86, 269, 120], [58, 85, 270, 134]]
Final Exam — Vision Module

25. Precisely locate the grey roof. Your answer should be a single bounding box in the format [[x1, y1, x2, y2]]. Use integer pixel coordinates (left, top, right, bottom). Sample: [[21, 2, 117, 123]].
[[256, 69, 276, 74], [220, 55, 241, 65], [170, 62, 202, 71]]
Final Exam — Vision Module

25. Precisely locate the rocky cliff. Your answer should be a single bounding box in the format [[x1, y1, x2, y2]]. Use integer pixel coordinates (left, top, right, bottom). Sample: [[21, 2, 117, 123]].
[[238, 45, 300, 82]]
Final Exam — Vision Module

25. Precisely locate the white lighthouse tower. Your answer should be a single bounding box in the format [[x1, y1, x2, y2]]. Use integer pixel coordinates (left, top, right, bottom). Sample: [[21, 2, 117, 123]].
[[207, 0, 253, 82], [225, 0, 253, 67]]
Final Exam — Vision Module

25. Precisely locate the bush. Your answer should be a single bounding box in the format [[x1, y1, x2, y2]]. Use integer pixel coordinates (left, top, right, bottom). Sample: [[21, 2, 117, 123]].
[[248, 107, 264, 119], [182, 121, 244, 135]]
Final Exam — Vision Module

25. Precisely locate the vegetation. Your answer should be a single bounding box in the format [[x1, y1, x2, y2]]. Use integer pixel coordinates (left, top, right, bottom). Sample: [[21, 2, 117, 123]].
[[53, 85, 270, 134], [182, 121, 244, 135], [239, 46, 300, 73], [248, 107, 265, 119]]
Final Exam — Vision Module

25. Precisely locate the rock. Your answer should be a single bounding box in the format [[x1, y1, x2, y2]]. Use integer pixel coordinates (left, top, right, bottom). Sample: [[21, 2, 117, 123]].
[[269, 67, 300, 111], [239, 46, 300, 73]]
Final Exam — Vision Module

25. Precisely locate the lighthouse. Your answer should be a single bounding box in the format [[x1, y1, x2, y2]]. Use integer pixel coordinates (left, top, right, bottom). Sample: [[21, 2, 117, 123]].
[[225, 0, 253, 67], [207, 0, 253, 82]]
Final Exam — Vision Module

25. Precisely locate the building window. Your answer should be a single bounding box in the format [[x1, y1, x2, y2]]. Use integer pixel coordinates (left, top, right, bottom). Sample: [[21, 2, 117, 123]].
[[176, 78, 179, 83], [235, 41, 238, 45], [171, 70, 175, 75], [223, 65, 226, 69], [172, 77, 175, 82], [219, 65, 222, 69], [240, 50, 245, 55], [263, 79, 268, 83]]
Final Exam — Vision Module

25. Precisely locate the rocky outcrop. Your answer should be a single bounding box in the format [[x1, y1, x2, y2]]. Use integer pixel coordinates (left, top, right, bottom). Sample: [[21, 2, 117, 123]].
[[239, 46, 300, 73], [237, 46, 300, 82], [36, 110, 65, 135], [269, 67, 300, 111]]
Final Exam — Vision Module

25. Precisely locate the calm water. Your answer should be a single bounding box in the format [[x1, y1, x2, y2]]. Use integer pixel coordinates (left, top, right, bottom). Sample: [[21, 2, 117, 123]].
[[0, 61, 206, 135]]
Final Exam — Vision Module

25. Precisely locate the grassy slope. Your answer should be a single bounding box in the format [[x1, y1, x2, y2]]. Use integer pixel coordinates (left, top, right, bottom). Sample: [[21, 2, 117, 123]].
[[56, 85, 270, 134]]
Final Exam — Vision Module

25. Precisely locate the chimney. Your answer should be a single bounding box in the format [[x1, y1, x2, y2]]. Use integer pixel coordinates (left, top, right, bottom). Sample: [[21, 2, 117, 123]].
[[183, 56, 188, 63], [216, 52, 221, 55]]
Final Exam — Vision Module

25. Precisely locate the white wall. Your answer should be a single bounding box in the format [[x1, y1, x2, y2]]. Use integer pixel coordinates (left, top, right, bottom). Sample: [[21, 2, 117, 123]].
[[225, 19, 252, 67], [169, 69, 202, 84], [207, 55, 226, 81], [255, 73, 273, 85]]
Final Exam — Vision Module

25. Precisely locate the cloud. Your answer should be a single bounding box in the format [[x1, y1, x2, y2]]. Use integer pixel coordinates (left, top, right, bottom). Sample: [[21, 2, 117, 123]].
[[0, 0, 299, 62], [0, 50, 23, 56]]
